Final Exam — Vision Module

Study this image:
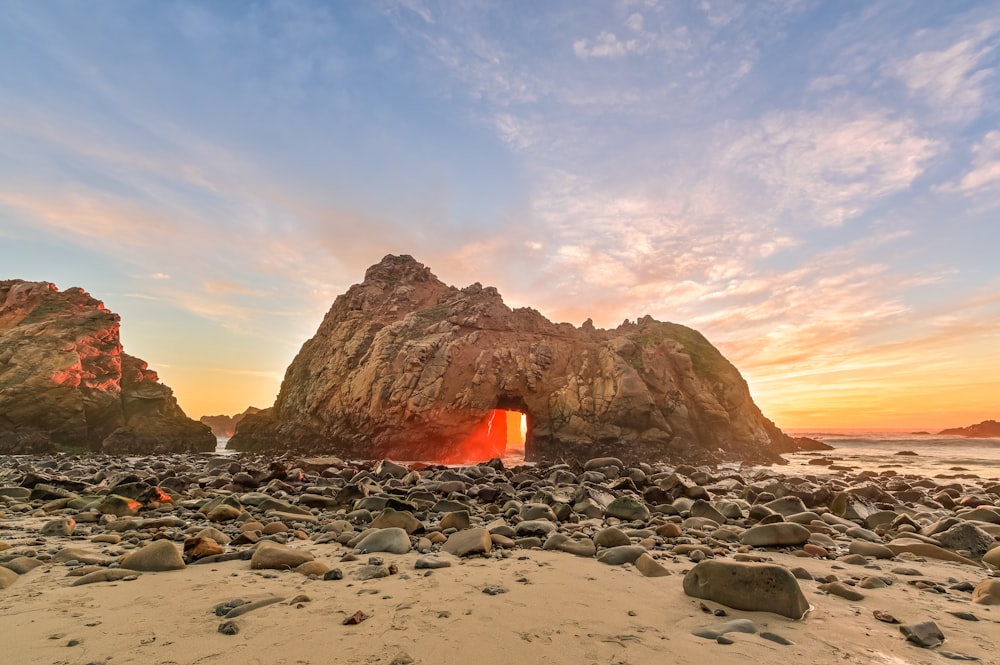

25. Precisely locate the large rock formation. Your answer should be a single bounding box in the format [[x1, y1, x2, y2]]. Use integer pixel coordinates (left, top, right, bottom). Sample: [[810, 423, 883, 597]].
[[0, 280, 215, 454], [200, 407, 261, 438], [939, 420, 1000, 438], [229, 255, 797, 465]]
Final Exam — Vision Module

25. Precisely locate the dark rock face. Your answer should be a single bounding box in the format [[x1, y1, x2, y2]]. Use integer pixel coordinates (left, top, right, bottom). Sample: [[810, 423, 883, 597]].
[[0, 280, 215, 454], [229, 255, 797, 464], [939, 420, 1000, 438], [200, 407, 261, 438]]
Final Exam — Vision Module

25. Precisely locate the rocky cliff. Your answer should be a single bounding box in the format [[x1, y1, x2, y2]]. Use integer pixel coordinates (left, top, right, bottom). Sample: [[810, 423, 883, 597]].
[[0, 280, 215, 454], [939, 420, 1000, 438], [200, 406, 261, 438], [229, 255, 797, 464]]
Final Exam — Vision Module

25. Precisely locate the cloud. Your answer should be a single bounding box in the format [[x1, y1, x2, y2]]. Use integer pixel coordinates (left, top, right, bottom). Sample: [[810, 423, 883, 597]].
[[941, 130, 1000, 194], [722, 108, 941, 226], [885, 21, 999, 124]]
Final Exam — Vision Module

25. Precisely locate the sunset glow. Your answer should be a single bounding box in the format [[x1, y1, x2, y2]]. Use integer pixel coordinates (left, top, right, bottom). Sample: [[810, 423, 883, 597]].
[[2, 3, 998, 432]]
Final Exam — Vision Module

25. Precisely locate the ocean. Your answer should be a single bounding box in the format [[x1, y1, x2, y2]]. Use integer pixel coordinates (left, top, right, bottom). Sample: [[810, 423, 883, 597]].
[[216, 432, 1000, 481], [779, 430, 1000, 481]]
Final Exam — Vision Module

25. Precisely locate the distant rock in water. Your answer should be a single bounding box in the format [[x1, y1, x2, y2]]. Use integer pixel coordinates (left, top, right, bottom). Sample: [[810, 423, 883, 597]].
[[938, 420, 1000, 438], [229, 254, 801, 465], [0, 280, 215, 454], [200, 406, 261, 438], [789, 436, 833, 451]]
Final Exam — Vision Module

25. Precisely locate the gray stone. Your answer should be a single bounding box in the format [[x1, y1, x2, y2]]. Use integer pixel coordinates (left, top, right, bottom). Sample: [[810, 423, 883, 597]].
[[250, 541, 315, 570], [936, 522, 996, 558], [119, 540, 186, 572], [442, 528, 492, 557], [739, 522, 810, 547], [353, 527, 411, 554], [683, 560, 809, 620], [900, 620, 945, 648], [605, 496, 650, 521], [596, 545, 646, 565], [593, 526, 632, 548]]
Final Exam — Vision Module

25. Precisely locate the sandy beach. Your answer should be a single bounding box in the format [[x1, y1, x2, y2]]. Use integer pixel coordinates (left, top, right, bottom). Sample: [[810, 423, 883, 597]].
[[2, 454, 999, 665]]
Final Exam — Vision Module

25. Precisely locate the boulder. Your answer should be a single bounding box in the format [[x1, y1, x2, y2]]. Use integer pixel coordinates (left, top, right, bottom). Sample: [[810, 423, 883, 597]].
[[740, 523, 810, 547], [442, 528, 492, 557], [683, 560, 809, 619], [250, 541, 315, 570], [971, 579, 1000, 605], [352, 527, 411, 554], [0, 280, 214, 453], [227, 255, 794, 464], [119, 540, 186, 572]]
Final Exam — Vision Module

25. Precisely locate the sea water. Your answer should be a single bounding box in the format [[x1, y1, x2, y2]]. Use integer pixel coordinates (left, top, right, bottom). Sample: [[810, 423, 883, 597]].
[[780, 430, 1000, 481]]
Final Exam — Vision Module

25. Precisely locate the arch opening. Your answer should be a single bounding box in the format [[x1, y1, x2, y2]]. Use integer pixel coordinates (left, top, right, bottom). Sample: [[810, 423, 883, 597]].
[[440, 405, 529, 465]]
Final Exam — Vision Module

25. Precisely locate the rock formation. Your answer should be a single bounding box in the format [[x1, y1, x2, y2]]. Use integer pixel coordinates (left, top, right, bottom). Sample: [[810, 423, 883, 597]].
[[0, 280, 215, 454], [939, 420, 1000, 438], [229, 254, 799, 464], [200, 406, 261, 438]]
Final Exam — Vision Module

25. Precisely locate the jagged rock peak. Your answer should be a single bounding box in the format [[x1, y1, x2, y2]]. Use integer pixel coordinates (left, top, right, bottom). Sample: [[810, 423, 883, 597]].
[[230, 256, 798, 465], [0, 279, 215, 454]]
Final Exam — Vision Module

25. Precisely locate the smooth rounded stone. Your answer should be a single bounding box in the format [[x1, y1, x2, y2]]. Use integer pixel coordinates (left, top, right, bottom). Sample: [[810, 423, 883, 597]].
[[414, 555, 453, 569], [959, 507, 1000, 524], [683, 560, 810, 620], [294, 561, 330, 577], [605, 496, 650, 522], [936, 523, 996, 558], [971, 579, 1000, 605], [439, 511, 471, 531], [808, 532, 837, 548], [90, 534, 121, 545], [845, 526, 882, 543], [262, 521, 289, 535], [519, 503, 557, 522], [785, 511, 821, 525], [515, 520, 557, 538], [97, 494, 142, 517], [740, 522, 810, 547], [859, 576, 889, 589], [40, 517, 76, 537], [584, 457, 625, 471], [268, 510, 318, 525], [836, 554, 869, 566], [849, 540, 895, 559], [52, 548, 112, 566], [431, 499, 472, 514], [250, 541, 315, 570], [543, 533, 596, 557], [353, 527, 411, 555], [490, 533, 516, 549], [693, 618, 758, 639], [442, 527, 492, 557], [0, 566, 18, 589], [594, 526, 632, 548], [682, 516, 720, 530], [596, 545, 647, 565], [863, 510, 899, 530], [802, 543, 828, 558], [655, 523, 682, 538], [70, 569, 139, 586], [634, 552, 670, 577], [819, 581, 865, 601], [900, 620, 945, 648], [983, 547, 1000, 570], [573, 498, 605, 518], [119, 540, 186, 572], [207, 504, 242, 522], [689, 500, 727, 524], [184, 536, 224, 560], [371, 508, 424, 534], [3, 556, 45, 574], [195, 526, 231, 546], [763, 497, 808, 517], [886, 539, 981, 566]]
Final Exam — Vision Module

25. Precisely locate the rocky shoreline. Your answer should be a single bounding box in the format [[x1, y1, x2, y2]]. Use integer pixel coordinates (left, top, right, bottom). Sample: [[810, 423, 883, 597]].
[[2, 452, 999, 663]]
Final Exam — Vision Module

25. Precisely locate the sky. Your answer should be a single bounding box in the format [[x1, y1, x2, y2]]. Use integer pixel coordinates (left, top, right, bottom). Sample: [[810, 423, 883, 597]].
[[1, 1, 998, 431]]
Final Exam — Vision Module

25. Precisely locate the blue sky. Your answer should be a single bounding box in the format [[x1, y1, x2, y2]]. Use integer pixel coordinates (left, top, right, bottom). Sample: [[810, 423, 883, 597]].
[[1, 1, 998, 429]]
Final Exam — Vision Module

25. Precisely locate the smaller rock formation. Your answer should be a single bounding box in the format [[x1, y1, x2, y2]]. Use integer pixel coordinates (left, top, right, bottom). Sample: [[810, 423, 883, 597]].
[[0, 280, 215, 454], [938, 420, 1000, 438], [200, 407, 261, 438]]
